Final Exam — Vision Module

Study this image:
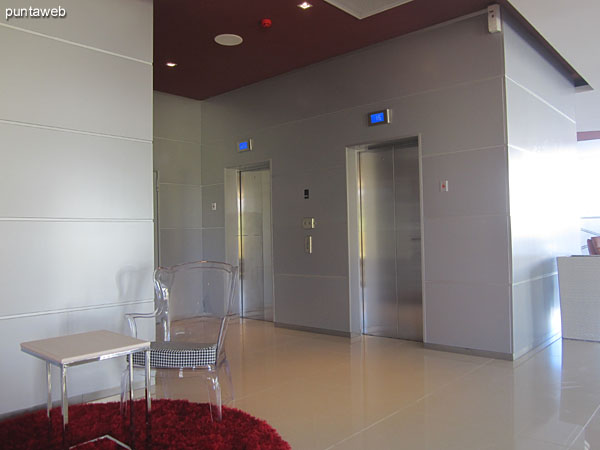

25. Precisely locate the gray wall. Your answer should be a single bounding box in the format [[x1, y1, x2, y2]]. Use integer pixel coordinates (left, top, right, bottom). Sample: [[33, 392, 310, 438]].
[[200, 13, 513, 349], [153, 92, 203, 267], [503, 15, 579, 358], [0, 0, 154, 415]]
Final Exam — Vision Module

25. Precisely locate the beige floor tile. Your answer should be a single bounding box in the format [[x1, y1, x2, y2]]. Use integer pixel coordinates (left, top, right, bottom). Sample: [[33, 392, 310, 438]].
[[329, 405, 570, 450], [568, 402, 600, 449], [98, 320, 600, 450]]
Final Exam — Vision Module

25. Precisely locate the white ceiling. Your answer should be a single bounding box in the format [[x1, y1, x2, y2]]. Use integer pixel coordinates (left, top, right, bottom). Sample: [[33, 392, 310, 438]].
[[323, 0, 414, 20], [507, 0, 600, 131]]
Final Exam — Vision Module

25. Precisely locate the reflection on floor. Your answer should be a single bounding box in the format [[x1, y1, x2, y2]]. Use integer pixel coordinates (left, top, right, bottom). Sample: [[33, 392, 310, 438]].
[[132, 319, 600, 449]]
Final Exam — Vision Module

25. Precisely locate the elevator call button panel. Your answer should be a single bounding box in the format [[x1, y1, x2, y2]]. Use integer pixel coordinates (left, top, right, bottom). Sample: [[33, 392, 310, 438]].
[[302, 217, 315, 229]]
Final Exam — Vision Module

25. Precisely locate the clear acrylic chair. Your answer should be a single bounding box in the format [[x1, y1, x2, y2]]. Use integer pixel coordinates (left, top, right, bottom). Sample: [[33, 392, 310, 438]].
[[122, 260, 238, 421]]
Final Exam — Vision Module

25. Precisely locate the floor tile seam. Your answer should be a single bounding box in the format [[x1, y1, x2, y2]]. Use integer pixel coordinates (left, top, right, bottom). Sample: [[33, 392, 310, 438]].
[[234, 341, 352, 359], [232, 368, 353, 406], [257, 338, 359, 355], [513, 411, 587, 447], [233, 358, 348, 377], [565, 401, 600, 448], [229, 334, 313, 353], [234, 335, 309, 350], [505, 338, 562, 368], [406, 357, 500, 422], [231, 358, 351, 399], [323, 358, 496, 449], [231, 378, 299, 404], [516, 428, 581, 449]]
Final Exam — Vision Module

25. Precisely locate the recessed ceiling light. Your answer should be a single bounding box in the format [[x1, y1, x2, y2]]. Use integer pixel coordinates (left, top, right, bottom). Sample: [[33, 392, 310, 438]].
[[214, 34, 243, 46], [298, 2, 313, 9], [166, 62, 177, 68]]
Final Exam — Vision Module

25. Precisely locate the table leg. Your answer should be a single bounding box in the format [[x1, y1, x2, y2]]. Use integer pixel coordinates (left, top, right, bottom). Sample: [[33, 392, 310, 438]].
[[46, 362, 52, 419], [145, 349, 151, 414], [145, 350, 151, 447], [61, 364, 68, 449], [128, 354, 134, 449]]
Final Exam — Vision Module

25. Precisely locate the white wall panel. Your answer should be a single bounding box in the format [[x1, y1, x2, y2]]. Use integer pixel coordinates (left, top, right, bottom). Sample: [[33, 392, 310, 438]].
[[0, 221, 154, 317], [503, 13, 576, 120], [159, 229, 203, 267], [201, 141, 228, 185], [202, 228, 226, 262], [274, 275, 350, 332], [271, 168, 348, 227], [576, 90, 600, 132], [510, 223, 560, 283], [0, 122, 152, 219], [153, 92, 204, 269], [272, 224, 348, 278], [0, 0, 153, 62], [512, 275, 560, 358], [1, 312, 64, 415], [507, 147, 579, 284], [415, 77, 506, 157], [424, 281, 512, 354], [506, 80, 576, 153], [271, 166, 348, 277], [154, 92, 202, 143], [154, 138, 202, 185], [424, 216, 511, 285], [158, 184, 202, 230], [0, 26, 152, 140], [201, 184, 225, 229], [422, 147, 509, 219]]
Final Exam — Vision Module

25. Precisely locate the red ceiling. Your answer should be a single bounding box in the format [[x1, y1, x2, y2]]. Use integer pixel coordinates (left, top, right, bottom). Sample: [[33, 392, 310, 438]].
[[153, 0, 500, 100]]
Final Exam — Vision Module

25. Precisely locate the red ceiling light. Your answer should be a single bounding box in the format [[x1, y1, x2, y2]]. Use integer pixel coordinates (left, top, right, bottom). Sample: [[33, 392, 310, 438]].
[[261, 18, 272, 28]]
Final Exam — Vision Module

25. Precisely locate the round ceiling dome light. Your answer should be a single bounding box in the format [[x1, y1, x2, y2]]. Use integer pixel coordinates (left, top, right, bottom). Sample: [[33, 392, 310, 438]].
[[214, 34, 243, 46]]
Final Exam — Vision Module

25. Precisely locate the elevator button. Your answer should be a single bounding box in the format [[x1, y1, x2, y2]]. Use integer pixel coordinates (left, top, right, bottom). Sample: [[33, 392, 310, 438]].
[[304, 236, 313, 254], [302, 217, 316, 229]]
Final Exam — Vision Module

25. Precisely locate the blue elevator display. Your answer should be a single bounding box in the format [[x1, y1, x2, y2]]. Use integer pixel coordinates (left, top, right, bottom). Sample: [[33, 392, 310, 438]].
[[368, 109, 391, 126], [238, 139, 253, 152], [371, 112, 385, 124]]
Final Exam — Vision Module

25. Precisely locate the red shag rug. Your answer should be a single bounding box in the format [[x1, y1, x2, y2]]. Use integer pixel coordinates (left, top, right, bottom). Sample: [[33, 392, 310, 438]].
[[0, 399, 291, 450]]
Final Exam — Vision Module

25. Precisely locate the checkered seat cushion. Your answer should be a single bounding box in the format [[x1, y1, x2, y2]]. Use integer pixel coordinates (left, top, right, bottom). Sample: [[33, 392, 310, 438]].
[[132, 341, 217, 368]]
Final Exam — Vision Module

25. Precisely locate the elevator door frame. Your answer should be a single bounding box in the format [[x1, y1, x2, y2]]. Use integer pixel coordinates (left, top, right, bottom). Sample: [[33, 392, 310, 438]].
[[345, 136, 425, 339], [223, 162, 274, 321]]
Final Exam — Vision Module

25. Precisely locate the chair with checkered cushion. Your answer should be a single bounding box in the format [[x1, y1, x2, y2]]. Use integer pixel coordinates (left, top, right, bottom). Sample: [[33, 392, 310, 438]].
[[122, 261, 237, 422]]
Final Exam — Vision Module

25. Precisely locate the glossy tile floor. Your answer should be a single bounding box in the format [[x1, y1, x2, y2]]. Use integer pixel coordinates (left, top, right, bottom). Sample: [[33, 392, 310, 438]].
[[144, 319, 600, 450]]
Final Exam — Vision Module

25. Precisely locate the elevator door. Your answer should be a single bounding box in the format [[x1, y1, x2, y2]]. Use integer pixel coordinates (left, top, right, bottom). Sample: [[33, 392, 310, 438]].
[[359, 141, 422, 341], [239, 168, 273, 321]]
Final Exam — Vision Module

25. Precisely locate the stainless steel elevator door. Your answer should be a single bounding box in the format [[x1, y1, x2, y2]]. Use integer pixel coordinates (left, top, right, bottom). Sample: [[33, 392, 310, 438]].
[[239, 169, 273, 321], [359, 142, 422, 341]]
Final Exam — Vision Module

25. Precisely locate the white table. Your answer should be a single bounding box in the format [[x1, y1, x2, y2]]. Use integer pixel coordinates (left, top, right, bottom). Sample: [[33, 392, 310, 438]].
[[21, 330, 151, 449]]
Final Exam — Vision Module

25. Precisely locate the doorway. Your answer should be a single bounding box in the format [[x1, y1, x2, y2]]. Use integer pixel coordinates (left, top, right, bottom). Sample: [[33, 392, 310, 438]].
[[358, 139, 423, 341], [237, 166, 274, 321]]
